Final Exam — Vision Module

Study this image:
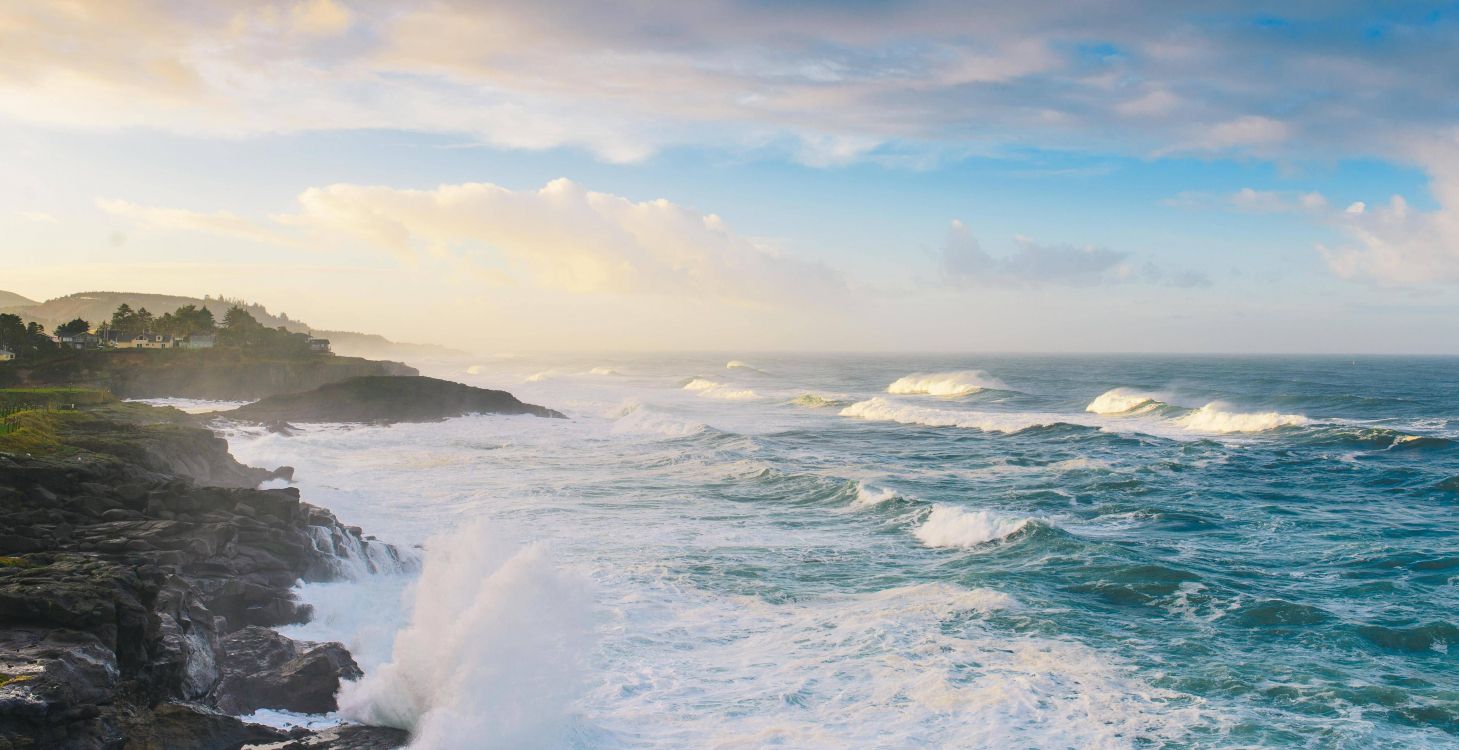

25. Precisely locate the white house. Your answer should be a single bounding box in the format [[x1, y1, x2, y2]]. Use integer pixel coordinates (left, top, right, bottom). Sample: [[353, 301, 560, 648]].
[[0, 348, 14, 362]]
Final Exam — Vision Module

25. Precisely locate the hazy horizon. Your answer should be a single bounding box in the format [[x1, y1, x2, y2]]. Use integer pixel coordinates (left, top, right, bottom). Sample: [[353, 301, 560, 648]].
[[5, 2, 1459, 353]]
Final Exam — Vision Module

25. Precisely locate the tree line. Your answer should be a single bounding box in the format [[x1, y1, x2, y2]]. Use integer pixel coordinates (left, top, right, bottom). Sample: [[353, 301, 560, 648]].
[[1, 304, 323, 360]]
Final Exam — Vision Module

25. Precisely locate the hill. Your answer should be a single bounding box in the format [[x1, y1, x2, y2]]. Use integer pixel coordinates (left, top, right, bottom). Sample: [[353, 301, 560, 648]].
[[3, 290, 463, 359], [0, 290, 38, 310]]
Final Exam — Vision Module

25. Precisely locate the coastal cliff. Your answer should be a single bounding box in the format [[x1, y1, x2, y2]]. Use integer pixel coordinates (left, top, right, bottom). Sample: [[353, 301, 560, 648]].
[[0, 401, 412, 749], [0, 351, 418, 401]]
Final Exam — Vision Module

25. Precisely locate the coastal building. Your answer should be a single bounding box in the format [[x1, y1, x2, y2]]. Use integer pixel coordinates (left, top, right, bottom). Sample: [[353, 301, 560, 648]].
[[182, 334, 215, 349], [308, 338, 332, 353], [54, 332, 100, 349], [0, 348, 13, 361]]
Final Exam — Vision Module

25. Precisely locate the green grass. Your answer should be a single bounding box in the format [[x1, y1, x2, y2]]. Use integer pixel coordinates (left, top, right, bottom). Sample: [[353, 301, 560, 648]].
[[0, 673, 36, 689]]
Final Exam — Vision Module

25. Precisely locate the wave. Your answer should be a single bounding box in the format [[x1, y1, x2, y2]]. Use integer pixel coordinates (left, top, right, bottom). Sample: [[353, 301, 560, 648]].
[[914, 504, 1034, 549], [790, 393, 847, 409], [840, 397, 1070, 434], [887, 370, 1008, 397], [850, 482, 902, 509], [338, 522, 593, 748], [525, 370, 557, 382], [1085, 388, 1165, 415], [589, 366, 621, 376], [683, 377, 760, 400], [1177, 403, 1309, 433], [725, 360, 766, 373], [610, 401, 707, 436]]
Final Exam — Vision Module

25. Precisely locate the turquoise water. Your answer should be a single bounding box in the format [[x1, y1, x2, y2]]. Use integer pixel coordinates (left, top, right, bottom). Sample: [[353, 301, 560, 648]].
[[219, 355, 1459, 748]]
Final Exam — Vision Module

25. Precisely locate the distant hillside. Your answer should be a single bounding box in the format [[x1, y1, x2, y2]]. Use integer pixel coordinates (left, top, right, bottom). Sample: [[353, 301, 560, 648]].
[[0, 290, 39, 310], [3, 290, 463, 360]]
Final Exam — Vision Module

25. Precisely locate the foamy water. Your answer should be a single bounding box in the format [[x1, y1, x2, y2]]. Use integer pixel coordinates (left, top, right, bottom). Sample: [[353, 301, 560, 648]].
[[218, 354, 1459, 749]]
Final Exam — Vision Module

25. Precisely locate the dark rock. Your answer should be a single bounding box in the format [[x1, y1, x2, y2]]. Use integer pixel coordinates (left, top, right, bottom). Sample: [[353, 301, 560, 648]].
[[122, 702, 288, 750], [243, 724, 411, 750], [0, 403, 413, 749], [224, 375, 565, 424], [212, 628, 361, 715]]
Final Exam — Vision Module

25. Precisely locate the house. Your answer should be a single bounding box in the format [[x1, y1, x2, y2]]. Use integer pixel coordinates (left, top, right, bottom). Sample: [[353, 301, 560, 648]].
[[307, 338, 331, 353], [54, 332, 99, 350], [0, 348, 14, 362], [182, 334, 215, 349]]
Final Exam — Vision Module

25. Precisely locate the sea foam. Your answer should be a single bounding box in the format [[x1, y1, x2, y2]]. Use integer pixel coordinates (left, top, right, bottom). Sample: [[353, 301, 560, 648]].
[[840, 398, 1067, 434], [887, 370, 1008, 396], [914, 504, 1033, 549], [338, 522, 593, 749]]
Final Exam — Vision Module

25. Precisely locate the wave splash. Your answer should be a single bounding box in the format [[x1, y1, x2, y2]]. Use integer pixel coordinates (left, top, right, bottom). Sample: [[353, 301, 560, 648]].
[[887, 370, 1008, 396], [914, 504, 1034, 549], [338, 522, 593, 749], [840, 398, 1067, 434]]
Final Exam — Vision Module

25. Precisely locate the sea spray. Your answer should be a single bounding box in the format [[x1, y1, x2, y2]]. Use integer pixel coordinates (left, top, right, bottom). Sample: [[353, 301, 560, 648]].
[[338, 522, 593, 749]]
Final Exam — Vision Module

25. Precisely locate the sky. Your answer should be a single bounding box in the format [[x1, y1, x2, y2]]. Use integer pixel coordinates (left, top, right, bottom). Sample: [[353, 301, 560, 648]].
[[2, 1, 1459, 353]]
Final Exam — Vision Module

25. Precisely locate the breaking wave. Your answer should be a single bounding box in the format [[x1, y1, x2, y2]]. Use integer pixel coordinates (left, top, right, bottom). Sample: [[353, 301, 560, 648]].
[[589, 367, 622, 376], [1086, 388, 1165, 415], [790, 393, 847, 409], [609, 401, 706, 437], [887, 370, 1008, 396], [338, 522, 593, 749], [850, 482, 902, 509], [1177, 403, 1309, 434], [914, 504, 1035, 549], [725, 360, 767, 373], [683, 378, 760, 400], [840, 397, 1070, 434]]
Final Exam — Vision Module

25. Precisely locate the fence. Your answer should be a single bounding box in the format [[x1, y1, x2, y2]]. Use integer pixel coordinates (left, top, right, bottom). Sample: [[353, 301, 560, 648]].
[[0, 401, 76, 436]]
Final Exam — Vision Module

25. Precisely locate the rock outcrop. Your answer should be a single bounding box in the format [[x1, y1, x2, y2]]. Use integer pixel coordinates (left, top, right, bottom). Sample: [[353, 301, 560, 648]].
[[0, 403, 412, 749], [223, 375, 565, 424], [0, 349, 418, 401]]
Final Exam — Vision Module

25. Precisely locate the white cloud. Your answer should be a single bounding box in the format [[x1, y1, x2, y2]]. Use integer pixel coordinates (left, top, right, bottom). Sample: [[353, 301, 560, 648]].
[[102, 179, 847, 305]]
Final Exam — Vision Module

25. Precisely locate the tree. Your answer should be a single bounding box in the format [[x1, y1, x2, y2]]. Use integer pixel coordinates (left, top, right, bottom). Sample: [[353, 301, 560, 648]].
[[111, 304, 142, 336], [0, 315, 56, 358], [55, 318, 90, 336]]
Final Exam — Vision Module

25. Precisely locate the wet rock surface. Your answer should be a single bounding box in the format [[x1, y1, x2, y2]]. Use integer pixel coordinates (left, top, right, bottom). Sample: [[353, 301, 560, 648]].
[[0, 405, 411, 749]]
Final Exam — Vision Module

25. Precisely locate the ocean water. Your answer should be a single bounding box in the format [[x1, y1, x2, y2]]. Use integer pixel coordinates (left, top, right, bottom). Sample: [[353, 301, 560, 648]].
[[214, 354, 1459, 749]]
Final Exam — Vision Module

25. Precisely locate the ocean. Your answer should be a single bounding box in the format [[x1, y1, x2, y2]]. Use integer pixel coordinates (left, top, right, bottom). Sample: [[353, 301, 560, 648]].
[[197, 354, 1458, 748]]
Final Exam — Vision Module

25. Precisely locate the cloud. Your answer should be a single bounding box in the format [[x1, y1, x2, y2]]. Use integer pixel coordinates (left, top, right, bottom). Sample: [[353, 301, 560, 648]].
[[4, 2, 1458, 166], [102, 179, 847, 305], [939, 220, 1207, 287], [96, 198, 304, 248]]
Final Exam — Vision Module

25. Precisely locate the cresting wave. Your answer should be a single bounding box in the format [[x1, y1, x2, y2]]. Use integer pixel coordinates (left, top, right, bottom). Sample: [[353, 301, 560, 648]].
[[914, 504, 1035, 549], [840, 397, 1072, 434], [887, 370, 1008, 396], [1176, 403, 1309, 433], [682, 377, 760, 400], [1085, 388, 1310, 434], [725, 360, 767, 373], [790, 393, 846, 408], [1085, 388, 1165, 415]]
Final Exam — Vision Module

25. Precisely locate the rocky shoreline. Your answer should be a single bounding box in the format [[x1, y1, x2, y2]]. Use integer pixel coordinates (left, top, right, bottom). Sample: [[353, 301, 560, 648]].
[[0, 403, 415, 749]]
